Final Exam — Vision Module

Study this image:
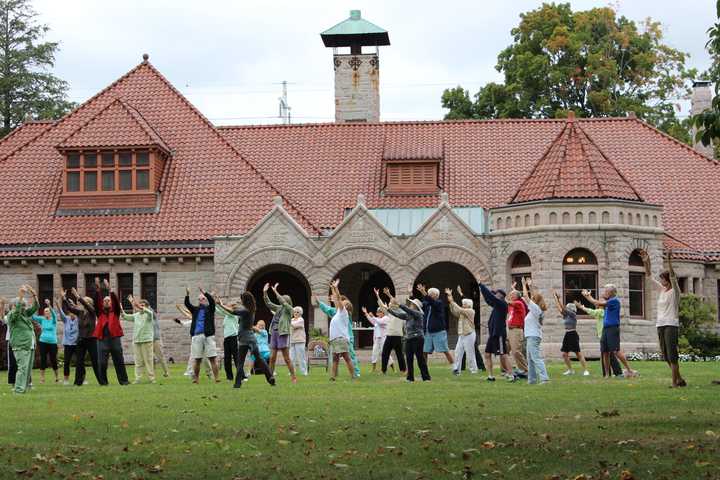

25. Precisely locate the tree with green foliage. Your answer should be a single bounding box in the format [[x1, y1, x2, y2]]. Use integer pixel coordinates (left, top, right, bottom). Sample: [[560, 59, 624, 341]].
[[678, 294, 720, 358], [442, 3, 695, 142], [0, 0, 74, 136], [691, 1, 720, 150]]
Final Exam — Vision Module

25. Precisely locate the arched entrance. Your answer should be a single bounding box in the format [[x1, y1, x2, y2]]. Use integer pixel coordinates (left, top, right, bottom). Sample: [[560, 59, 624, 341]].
[[333, 263, 395, 349], [413, 262, 481, 365], [246, 264, 312, 337]]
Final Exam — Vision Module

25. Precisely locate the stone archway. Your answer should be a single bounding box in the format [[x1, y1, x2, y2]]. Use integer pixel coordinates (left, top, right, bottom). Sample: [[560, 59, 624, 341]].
[[246, 264, 312, 336], [333, 262, 396, 349], [412, 261, 482, 349]]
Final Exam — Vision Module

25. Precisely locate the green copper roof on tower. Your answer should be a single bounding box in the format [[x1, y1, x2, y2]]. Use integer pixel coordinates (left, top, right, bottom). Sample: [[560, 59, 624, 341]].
[[321, 10, 390, 48]]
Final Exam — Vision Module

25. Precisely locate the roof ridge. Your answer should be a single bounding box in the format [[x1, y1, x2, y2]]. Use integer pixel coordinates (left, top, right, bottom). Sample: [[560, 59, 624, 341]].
[[0, 121, 54, 163], [56, 96, 129, 147], [509, 122, 570, 203], [140, 61, 323, 235], [629, 116, 720, 167], [575, 122, 644, 202], [573, 124, 604, 197], [120, 100, 171, 152]]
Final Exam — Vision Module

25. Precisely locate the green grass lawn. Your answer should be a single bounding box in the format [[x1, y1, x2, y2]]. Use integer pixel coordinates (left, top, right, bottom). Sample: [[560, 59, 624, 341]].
[[1, 361, 720, 480]]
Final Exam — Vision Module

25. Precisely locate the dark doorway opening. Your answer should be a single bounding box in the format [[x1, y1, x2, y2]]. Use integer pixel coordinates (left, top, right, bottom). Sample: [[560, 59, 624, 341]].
[[246, 264, 312, 339], [333, 263, 395, 349]]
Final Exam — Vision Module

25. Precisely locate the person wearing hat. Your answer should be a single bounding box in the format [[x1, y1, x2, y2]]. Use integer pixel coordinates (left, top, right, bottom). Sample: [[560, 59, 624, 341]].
[[380, 287, 430, 382], [552, 291, 590, 376], [479, 282, 513, 382], [446, 286, 478, 375]]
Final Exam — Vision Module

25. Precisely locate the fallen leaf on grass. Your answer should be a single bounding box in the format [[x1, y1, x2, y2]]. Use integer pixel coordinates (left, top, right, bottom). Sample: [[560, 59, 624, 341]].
[[277, 440, 290, 446], [619, 470, 635, 480], [481, 441, 496, 449], [595, 409, 620, 418], [147, 465, 163, 473], [333, 463, 349, 468], [705, 430, 718, 438]]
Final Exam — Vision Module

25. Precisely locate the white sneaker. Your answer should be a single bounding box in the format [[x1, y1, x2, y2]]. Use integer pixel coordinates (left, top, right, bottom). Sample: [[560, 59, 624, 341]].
[[63, 380, 69, 386], [583, 370, 590, 376], [563, 370, 574, 376]]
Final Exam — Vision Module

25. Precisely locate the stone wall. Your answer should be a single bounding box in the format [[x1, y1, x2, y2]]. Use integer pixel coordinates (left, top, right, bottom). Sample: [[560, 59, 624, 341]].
[[0, 257, 215, 364]]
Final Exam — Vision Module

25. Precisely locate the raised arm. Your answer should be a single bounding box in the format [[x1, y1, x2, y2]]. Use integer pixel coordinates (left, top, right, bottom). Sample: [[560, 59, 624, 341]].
[[201, 289, 215, 309], [23, 285, 39, 316], [362, 307, 377, 326], [184, 287, 196, 313], [478, 283, 501, 308], [573, 300, 589, 315], [263, 283, 281, 311], [552, 290, 565, 315], [110, 291, 121, 315], [330, 279, 344, 312], [581, 289, 606, 307]]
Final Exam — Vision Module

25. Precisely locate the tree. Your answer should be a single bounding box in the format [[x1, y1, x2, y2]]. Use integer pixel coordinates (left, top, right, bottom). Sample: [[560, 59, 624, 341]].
[[442, 3, 695, 142], [691, 1, 720, 149], [0, 0, 74, 136]]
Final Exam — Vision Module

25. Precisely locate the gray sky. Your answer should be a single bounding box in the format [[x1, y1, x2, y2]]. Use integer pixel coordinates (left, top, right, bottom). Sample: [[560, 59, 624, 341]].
[[34, 0, 715, 125]]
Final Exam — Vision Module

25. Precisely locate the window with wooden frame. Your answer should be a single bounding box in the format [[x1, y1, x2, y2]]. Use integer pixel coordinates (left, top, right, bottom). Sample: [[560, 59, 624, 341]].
[[64, 149, 153, 194], [628, 250, 647, 318], [385, 161, 439, 194], [563, 248, 599, 312]]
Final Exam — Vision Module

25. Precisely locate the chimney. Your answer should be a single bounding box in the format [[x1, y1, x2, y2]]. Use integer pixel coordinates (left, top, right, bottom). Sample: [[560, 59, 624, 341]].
[[691, 80, 714, 158], [321, 10, 390, 123]]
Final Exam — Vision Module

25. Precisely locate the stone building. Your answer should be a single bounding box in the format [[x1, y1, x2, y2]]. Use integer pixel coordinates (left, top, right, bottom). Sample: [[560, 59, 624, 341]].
[[1, 12, 719, 362]]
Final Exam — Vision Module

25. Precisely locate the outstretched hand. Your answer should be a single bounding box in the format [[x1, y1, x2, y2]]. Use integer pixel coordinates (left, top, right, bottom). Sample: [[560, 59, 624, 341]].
[[383, 287, 392, 297], [456, 285, 463, 296], [331, 278, 340, 288], [263, 283, 270, 293], [362, 306, 368, 314], [444, 288, 452, 296]]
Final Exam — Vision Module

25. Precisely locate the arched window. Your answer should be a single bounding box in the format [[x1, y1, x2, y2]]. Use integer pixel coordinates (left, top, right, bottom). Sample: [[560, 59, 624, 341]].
[[575, 212, 584, 224], [534, 213, 540, 226], [589, 211, 597, 224], [628, 250, 647, 317], [601, 211, 610, 224], [496, 217, 503, 230], [562, 212, 570, 224], [510, 251, 532, 287], [549, 212, 558, 224], [652, 215, 658, 227], [524, 214, 530, 227], [643, 214, 649, 226], [619, 212, 625, 224], [563, 248, 598, 310]]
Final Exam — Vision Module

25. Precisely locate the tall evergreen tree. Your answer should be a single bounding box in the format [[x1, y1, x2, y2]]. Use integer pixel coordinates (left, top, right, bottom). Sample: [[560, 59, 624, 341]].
[[0, 0, 74, 136]]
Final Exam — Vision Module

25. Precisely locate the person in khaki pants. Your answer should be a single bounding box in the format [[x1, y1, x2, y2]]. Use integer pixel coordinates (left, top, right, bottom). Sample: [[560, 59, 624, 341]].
[[120, 296, 156, 384], [506, 288, 528, 378]]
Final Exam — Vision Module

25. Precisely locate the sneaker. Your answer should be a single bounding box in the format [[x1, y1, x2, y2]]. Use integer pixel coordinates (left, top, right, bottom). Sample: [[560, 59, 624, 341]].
[[486, 376, 496, 382], [452, 369, 460, 376], [63, 380, 69, 386], [563, 370, 574, 376], [540, 380, 550, 385], [507, 375, 517, 383], [406, 379, 415, 383], [583, 370, 590, 376]]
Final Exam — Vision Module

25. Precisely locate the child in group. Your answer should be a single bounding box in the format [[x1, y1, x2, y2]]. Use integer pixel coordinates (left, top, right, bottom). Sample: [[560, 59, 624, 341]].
[[574, 301, 623, 377], [55, 298, 79, 385], [33, 299, 59, 384], [249, 320, 272, 376], [521, 278, 549, 385], [363, 305, 393, 373], [120, 295, 156, 384], [552, 291, 589, 376], [289, 306, 308, 376]]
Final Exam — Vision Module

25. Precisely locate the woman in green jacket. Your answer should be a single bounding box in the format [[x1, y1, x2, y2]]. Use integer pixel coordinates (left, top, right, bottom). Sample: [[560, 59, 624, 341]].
[[263, 283, 297, 383], [7, 285, 39, 394]]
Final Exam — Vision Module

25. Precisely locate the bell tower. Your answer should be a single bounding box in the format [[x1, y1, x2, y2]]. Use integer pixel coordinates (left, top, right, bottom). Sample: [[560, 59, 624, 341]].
[[321, 10, 390, 123]]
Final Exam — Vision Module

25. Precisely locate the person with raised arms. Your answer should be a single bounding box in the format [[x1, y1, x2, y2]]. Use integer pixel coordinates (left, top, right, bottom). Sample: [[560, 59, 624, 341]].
[[92, 278, 129, 386], [362, 303, 393, 373], [7, 285, 38, 394], [33, 298, 59, 384], [446, 286, 478, 375], [478, 282, 514, 382], [184, 286, 220, 383], [62, 287, 102, 386], [521, 278, 549, 385], [54, 296, 79, 385], [263, 283, 297, 383], [327, 279, 356, 381], [120, 295, 156, 384], [552, 290, 589, 376]]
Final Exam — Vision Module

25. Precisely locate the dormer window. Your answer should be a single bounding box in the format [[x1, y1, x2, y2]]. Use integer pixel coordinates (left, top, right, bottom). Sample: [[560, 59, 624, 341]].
[[64, 149, 154, 194], [385, 160, 439, 194]]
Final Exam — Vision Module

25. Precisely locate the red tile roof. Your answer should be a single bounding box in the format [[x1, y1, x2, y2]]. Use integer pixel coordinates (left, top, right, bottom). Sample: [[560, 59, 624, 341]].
[[58, 98, 171, 153], [1, 58, 719, 261], [510, 119, 642, 203], [0, 59, 320, 256], [0, 246, 213, 259]]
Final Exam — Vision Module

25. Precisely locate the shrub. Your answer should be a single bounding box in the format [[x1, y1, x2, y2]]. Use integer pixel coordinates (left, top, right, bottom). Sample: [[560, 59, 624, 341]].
[[679, 294, 720, 358]]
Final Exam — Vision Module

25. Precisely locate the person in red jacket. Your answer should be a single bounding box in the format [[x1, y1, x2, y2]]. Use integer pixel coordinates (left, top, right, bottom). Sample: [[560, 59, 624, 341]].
[[506, 284, 529, 379], [91, 277, 129, 386]]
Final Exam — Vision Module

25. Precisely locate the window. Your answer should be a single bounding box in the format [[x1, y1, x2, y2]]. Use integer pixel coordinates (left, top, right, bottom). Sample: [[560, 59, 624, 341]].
[[385, 161, 438, 194], [84, 273, 109, 299], [563, 248, 598, 310], [510, 251, 532, 287], [37, 275, 54, 306], [678, 277, 688, 293], [60, 274, 77, 292], [117, 273, 134, 311], [141, 273, 158, 310], [63, 150, 153, 194], [628, 250, 647, 317], [693, 278, 701, 296]]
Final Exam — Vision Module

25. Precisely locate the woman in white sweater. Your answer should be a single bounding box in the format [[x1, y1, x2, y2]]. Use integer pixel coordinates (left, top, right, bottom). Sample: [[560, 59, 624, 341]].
[[289, 306, 307, 376], [521, 277, 549, 385], [446, 286, 477, 375]]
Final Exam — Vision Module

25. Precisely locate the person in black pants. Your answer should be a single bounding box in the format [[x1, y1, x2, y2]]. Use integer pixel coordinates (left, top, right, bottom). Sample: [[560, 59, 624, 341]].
[[381, 287, 430, 383], [1, 298, 18, 385], [62, 288, 102, 386], [92, 279, 129, 386], [231, 292, 274, 389], [373, 288, 406, 374]]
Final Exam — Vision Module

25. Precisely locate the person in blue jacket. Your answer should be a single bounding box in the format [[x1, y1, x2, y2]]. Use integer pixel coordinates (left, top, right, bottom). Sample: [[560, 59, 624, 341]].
[[416, 284, 454, 366], [479, 283, 513, 382]]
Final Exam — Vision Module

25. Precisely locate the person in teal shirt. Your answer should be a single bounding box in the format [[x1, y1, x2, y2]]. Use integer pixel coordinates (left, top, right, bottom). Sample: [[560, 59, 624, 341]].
[[33, 298, 59, 384], [315, 296, 360, 377], [8, 285, 39, 394], [216, 300, 240, 381]]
